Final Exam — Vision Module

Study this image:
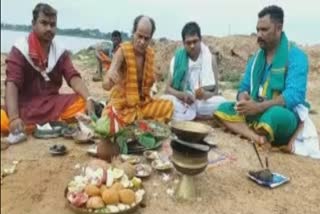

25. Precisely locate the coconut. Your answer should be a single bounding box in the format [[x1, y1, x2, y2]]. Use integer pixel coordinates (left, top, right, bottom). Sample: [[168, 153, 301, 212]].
[[86, 196, 105, 209], [84, 184, 101, 196], [118, 189, 136, 204], [111, 182, 124, 191], [102, 189, 119, 204], [100, 185, 108, 195]]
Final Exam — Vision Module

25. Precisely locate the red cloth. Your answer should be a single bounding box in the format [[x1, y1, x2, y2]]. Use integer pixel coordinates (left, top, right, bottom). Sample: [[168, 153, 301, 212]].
[[28, 31, 47, 71], [5, 47, 81, 125], [105, 106, 124, 134]]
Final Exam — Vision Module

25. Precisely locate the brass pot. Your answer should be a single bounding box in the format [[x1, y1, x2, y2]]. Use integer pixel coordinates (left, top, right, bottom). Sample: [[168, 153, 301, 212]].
[[170, 121, 211, 142], [170, 138, 210, 200], [170, 139, 209, 175], [171, 150, 208, 175]]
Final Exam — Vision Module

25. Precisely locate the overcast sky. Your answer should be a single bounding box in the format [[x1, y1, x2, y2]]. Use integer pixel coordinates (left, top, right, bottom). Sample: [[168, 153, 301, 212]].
[[1, 0, 319, 45]]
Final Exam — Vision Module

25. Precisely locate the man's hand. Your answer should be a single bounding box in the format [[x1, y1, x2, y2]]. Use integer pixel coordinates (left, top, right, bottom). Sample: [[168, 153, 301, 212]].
[[102, 48, 124, 91], [70, 77, 96, 117], [235, 99, 262, 116], [9, 118, 25, 133], [86, 100, 95, 117], [180, 92, 195, 105], [195, 88, 208, 100], [195, 88, 205, 100], [238, 91, 250, 101]]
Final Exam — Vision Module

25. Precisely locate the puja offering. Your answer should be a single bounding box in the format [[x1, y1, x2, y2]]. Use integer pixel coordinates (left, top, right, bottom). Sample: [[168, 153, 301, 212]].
[[73, 129, 95, 144], [49, 144, 67, 156], [33, 121, 67, 138], [120, 155, 141, 164], [151, 159, 173, 171], [65, 162, 145, 214], [143, 151, 159, 161], [135, 164, 152, 178], [114, 120, 171, 154], [62, 125, 78, 139], [134, 120, 171, 139]]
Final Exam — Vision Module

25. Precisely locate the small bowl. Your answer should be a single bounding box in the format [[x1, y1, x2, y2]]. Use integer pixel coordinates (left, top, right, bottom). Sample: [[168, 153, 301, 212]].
[[49, 144, 67, 156], [72, 130, 94, 144], [151, 159, 173, 171], [86, 145, 98, 157], [120, 155, 141, 164], [143, 151, 159, 161], [62, 126, 78, 139], [135, 164, 152, 178]]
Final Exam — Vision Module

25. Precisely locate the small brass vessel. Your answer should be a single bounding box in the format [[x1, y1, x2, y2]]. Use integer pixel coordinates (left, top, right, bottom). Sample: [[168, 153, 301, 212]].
[[170, 138, 210, 200]]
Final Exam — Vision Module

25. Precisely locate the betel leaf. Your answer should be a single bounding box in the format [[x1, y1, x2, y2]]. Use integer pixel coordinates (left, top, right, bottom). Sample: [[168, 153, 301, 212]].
[[90, 113, 98, 123], [137, 133, 156, 149], [94, 116, 110, 137], [116, 135, 128, 154], [115, 128, 133, 154]]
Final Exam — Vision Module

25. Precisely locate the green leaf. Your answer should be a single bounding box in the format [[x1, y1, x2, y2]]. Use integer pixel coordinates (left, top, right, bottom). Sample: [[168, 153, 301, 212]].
[[137, 133, 156, 149], [116, 135, 128, 154], [90, 113, 98, 122], [94, 116, 110, 137]]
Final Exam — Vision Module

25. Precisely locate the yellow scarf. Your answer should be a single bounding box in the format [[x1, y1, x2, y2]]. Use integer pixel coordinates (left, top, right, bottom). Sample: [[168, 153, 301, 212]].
[[109, 42, 155, 111]]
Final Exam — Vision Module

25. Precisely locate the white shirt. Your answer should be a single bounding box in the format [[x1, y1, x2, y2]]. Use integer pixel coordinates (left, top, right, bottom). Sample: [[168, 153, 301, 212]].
[[169, 43, 216, 94]]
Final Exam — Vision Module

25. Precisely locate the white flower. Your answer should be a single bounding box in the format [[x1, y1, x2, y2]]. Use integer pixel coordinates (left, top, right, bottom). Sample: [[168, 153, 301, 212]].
[[166, 188, 174, 197], [162, 173, 171, 182]]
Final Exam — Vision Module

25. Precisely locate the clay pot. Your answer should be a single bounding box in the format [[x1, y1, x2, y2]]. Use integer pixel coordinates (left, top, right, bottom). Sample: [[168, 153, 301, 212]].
[[96, 138, 120, 162]]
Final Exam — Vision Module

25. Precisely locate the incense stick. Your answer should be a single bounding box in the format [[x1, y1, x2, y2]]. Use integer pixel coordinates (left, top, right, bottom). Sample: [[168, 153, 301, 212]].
[[252, 142, 264, 168], [265, 156, 269, 169]]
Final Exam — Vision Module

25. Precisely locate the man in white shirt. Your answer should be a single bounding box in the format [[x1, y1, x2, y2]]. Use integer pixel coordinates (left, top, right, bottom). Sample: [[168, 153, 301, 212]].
[[163, 22, 226, 121]]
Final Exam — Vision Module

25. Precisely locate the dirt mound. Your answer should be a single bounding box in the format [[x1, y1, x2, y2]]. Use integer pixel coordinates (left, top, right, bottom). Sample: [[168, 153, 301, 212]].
[[304, 45, 320, 74], [152, 35, 319, 78], [202, 35, 258, 75]]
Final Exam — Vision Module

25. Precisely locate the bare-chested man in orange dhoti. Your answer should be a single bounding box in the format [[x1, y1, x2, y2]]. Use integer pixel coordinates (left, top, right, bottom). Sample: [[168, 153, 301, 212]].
[[102, 15, 173, 125]]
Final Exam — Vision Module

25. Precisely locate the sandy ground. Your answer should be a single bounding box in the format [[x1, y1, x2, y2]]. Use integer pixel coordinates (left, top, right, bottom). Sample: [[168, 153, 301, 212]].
[[1, 54, 320, 214]]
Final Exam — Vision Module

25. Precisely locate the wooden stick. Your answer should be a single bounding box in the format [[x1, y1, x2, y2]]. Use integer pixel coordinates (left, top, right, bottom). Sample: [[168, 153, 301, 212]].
[[265, 156, 269, 169]]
